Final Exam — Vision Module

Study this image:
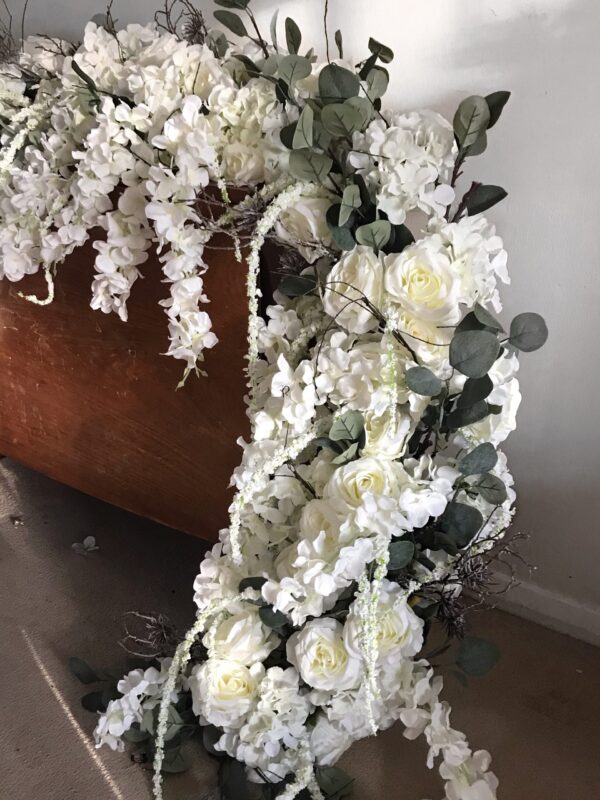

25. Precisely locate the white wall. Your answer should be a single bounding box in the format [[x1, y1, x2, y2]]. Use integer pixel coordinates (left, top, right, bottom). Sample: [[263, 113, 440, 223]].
[[9, 0, 600, 639]]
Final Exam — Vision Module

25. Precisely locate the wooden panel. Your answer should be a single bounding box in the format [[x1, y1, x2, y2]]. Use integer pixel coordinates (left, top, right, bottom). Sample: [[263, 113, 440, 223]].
[[0, 234, 251, 540]]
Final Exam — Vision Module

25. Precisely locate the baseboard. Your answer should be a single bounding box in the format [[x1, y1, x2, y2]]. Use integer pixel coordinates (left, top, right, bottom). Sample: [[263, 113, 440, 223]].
[[490, 573, 600, 647]]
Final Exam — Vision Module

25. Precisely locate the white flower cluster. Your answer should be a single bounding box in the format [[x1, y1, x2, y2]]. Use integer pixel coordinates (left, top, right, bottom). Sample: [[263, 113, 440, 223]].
[[11, 17, 532, 800]]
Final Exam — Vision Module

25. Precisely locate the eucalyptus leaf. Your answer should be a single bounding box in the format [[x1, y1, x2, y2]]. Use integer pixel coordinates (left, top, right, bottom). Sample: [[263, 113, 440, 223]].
[[509, 312, 548, 352], [326, 204, 356, 250], [279, 121, 296, 149], [456, 635, 500, 677], [405, 366, 443, 396], [321, 102, 363, 139], [69, 657, 100, 684], [457, 375, 494, 408], [213, 10, 248, 37], [459, 442, 498, 476], [81, 690, 107, 713], [368, 37, 394, 63], [385, 223, 415, 254], [206, 30, 229, 58], [388, 540, 415, 570], [445, 401, 490, 429], [339, 184, 361, 226], [289, 148, 333, 183], [278, 54, 312, 86], [365, 66, 388, 99], [470, 473, 507, 505], [473, 303, 504, 332], [449, 330, 500, 378], [285, 17, 302, 54], [316, 765, 354, 799], [467, 131, 487, 156], [71, 60, 98, 95], [464, 184, 507, 216], [292, 104, 314, 149], [162, 746, 193, 774], [334, 29, 344, 59], [214, 0, 250, 8], [440, 502, 483, 548], [123, 725, 150, 743], [329, 410, 364, 442], [269, 9, 279, 51], [485, 90, 511, 128], [202, 725, 223, 756], [259, 605, 288, 630], [346, 95, 373, 128], [319, 64, 360, 103], [453, 95, 490, 151], [239, 576, 267, 592], [355, 219, 391, 250], [332, 441, 359, 465], [278, 272, 317, 297]]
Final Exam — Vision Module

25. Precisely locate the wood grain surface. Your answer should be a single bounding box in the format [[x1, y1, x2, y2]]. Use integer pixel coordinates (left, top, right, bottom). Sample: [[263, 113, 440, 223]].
[[0, 234, 252, 540]]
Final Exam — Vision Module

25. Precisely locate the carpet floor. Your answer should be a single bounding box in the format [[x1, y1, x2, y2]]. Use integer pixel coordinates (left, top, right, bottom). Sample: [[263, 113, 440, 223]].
[[0, 458, 598, 800]]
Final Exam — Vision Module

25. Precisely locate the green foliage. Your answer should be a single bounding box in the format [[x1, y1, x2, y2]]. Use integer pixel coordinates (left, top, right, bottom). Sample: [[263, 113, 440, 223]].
[[334, 29, 344, 59], [292, 104, 314, 149], [321, 102, 364, 139], [457, 375, 494, 408], [459, 442, 498, 476], [453, 95, 490, 151], [388, 540, 415, 570], [440, 502, 484, 548], [318, 64, 360, 103], [445, 401, 491, 429], [316, 765, 354, 799], [509, 312, 548, 352], [456, 636, 500, 677], [368, 37, 394, 63], [339, 184, 361, 226], [214, 9, 248, 37], [239, 576, 267, 592], [331, 441, 360, 465], [278, 55, 312, 86], [69, 657, 100, 684], [214, 0, 250, 8], [355, 219, 391, 250], [329, 410, 364, 442], [485, 90, 511, 128], [469, 473, 507, 505], [289, 148, 333, 183], [326, 204, 356, 250], [405, 366, 443, 396], [285, 17, 302, 54], [365, 66, 389, 99], [278, 272, 317, 297], [464, 184, 507, 216], [259, 605, 289, 630], [449, 330, 500, 378]]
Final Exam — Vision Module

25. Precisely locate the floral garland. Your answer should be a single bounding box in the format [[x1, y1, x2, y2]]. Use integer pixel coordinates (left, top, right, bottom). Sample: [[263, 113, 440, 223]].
[[1, 4, 548, 800]]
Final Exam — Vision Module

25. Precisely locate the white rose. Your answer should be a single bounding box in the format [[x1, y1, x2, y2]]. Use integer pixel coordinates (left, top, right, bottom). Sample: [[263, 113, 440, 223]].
[[362, 408, 412, 460], [286, 618, 362, 691], [324, 456, 407, 510], [344, 580, 424, 661], [209, 609, 278, 666], [190, 659, 263, 730], [384, 236, 460, 324], [323, 246, 384, 334], [221, 142, 265, 185], [275, 195, 333, 262]]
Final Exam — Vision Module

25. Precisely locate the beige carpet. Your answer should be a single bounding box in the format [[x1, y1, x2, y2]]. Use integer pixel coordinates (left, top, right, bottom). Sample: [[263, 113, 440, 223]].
[[0, 458, 599, 800]]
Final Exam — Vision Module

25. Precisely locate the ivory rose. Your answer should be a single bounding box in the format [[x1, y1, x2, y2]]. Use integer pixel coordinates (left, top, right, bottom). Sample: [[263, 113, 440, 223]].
[[323, 245, 384, 333], [190, 659, 263, 730], [286, 618, 361, 691]]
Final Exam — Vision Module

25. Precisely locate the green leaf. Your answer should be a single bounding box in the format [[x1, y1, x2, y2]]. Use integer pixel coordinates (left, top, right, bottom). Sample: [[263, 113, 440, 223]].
[[445, 401, 490, 429], [473, 303, 504, 332], [69, 657, 100, 684], [355, 219, 391, 250], [334, 29, 344, 59], [239, 576, 267, 593], [161, 746, 193, 774], [365, 66, 388, 99], [206, 30, 229, 58], [331, 441, 360, 465], [459, 442, 498, 476], [220, 758, 263, 800], [464, 184, 507, 216], [405, 366, 443, 396], [202, 724, 223, 756], [292, 104, 314, 149], [269, 9, 279, 51], [329, 410, 364, 442], [456, 635, 500, 677], [321, 102, 363, 139], [81, 690, 107, 713], [509, 312, 548, 352], [388, 540, 415, 570], [385, 223, 415, 254], [345, 96, 373, 128], [289, 148, 333, 183], [440, 502, 483, 548], [214, 9, 248, 37], [285, 17, 302, 54], [453, 95, 490, 151], [368, 37, 394, 63], [258, 605, 288, 630], [485, 90, 510, 128], [214, 0, 250, 8], [316, 765, 354, 799], [449, 330, 500, 378], [326, 204, 356, 250], [278, 272, 317, 297], [122, 725, 150, 743], [452, 668, 470, 688], [278, 54, 312, 86], [457, 375, 494, 408], [232, 54, 261, 78], [339, 184, 361, 226], [470, 472, 507, 505], [319, 64, 360, 103]]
